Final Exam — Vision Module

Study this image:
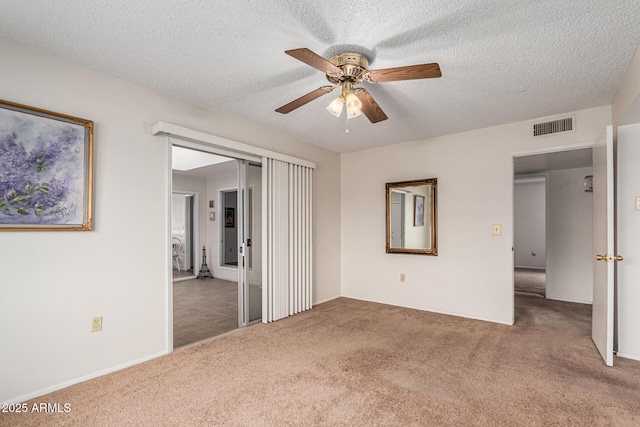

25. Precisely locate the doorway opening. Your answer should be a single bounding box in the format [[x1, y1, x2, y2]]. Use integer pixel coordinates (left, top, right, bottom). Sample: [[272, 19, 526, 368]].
[[513, 146, 594, 323], [171, 144, 262, 349], [513, 176, 547, 297], [171, 191, 197, 280], [390, 191, 406, 248]]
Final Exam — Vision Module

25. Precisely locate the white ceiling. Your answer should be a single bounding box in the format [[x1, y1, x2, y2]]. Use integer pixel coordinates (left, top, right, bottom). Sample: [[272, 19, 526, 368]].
[[173, 158, 237, 180], [514, 148, 592, 175], [172, 146, 233, 171], [2, 1, 639, 154]]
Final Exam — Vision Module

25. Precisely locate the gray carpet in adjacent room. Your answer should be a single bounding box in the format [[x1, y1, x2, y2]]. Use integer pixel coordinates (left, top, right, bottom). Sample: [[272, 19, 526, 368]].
[[514, 267, 546, 297], [173, 278, 238, 348], [3, 296, 640, 426]]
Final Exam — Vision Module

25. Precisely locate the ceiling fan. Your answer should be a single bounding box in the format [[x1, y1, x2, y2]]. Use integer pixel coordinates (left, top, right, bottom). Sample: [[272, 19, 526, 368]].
[[275, 48, 442, 123]]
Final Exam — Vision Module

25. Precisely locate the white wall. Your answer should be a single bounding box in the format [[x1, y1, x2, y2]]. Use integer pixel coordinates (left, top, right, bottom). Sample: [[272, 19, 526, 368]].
[[546, 167, 593, 304], [613, 44, 640, 127], [171, 193, 187, 234], [617, 123, 640, 360], [341, 105, 611, 325], [514, 179, 546, 269], [174, 165, 239, 282], [0, 40, 341, 403], [403, 186, 431, 249]]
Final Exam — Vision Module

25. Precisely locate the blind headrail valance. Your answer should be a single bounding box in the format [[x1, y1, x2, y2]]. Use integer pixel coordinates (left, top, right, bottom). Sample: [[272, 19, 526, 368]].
[[151, 121, 316, 169]]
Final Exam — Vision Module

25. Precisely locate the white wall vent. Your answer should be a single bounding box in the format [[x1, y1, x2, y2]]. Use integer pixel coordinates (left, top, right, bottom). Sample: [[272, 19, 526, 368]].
[[533, 116, 574, 137]]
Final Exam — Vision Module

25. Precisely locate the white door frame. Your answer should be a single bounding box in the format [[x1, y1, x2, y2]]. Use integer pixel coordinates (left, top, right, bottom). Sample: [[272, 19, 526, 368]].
[[171, 189, 200, 281], [157, 122, 315, 353], [238, 160, 248, 328], [166, 139, 263, 352], [592, 126, 615, 366], [237, 160, 264, 327], [219, 187, 239, 271], [616, 122, 640, 361]]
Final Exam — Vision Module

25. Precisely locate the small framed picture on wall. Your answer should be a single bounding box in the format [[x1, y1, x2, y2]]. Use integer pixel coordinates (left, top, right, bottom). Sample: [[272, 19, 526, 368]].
[[225, 207, 235, 228]]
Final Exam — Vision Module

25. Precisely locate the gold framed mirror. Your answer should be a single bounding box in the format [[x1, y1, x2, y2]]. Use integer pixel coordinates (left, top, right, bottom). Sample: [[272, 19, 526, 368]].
[[386, 178, 437, 255]]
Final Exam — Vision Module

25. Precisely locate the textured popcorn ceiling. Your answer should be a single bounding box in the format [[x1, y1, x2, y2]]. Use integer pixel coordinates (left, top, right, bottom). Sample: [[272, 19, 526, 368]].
[[1, 1, 640, 153]]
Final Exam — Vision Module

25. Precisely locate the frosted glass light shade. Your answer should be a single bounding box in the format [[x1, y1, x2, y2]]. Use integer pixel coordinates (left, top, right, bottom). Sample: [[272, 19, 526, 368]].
[[326, 97, 345, 117], [345, 93, 362, 119]]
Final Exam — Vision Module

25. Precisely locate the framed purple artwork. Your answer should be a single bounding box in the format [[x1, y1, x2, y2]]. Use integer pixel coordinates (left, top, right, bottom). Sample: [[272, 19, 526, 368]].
[[0, 99, 94, 231]]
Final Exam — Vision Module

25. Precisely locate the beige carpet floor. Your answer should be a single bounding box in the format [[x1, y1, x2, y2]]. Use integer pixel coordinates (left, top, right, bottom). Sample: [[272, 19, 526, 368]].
[[3, 296, 640, 426]]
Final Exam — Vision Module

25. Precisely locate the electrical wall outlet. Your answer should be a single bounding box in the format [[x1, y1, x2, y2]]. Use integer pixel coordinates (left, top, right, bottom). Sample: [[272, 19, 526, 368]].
[[492, 224, 502, 236], [400, 274, 406, 283], [91, 316, 103, 332]]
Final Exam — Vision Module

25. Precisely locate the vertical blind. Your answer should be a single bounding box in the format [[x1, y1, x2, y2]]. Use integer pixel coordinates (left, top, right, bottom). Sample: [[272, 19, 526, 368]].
[[263, 158, 313, 322]]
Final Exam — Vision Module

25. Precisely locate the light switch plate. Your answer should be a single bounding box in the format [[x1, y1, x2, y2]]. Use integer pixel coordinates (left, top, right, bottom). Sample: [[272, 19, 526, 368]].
[[636, 196, 640, 211], [492, 224, 502, 236]]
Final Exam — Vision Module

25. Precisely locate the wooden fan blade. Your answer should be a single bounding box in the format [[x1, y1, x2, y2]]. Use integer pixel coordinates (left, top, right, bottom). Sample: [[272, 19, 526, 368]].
[[367, 63, 441, 83], [275, 86, 335, 114], [354, 89, 388, 123], [285, 48, 343, 75]]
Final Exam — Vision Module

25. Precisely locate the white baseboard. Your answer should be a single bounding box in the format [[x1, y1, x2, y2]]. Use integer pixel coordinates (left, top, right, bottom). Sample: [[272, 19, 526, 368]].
[[616, 351, 640, 362], [342, 295, 513, 326], [514, 266, 546, 270], [547, 295, 592, 305], [313, 295, 341, 306], [2, 350, 168, 405], [173, 276, 196, 282]]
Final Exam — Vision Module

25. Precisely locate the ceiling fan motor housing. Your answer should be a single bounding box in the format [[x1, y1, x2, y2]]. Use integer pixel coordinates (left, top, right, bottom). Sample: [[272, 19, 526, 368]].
[[326, 52, 369, 84]]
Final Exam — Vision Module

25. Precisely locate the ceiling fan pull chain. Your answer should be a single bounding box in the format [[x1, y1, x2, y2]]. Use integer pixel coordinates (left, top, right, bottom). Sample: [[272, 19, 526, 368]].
[[345, 112, 349, 134]]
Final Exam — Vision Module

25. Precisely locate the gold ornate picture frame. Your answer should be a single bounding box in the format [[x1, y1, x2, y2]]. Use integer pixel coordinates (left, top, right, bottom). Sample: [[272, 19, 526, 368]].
[[386, 178, 438, 256], [0, 99, 94, 231]]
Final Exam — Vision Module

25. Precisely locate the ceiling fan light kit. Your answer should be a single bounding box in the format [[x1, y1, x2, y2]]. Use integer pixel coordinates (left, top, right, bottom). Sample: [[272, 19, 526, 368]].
[[326, 81, 363, 119], [326, 96, 345, 117], [276, 48, 442, 125], [345, 93, 362, 119]]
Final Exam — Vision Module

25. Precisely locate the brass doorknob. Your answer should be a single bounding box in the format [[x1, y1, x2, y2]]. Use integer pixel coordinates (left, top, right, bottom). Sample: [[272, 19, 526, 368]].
[[596, 254, 624, 262]]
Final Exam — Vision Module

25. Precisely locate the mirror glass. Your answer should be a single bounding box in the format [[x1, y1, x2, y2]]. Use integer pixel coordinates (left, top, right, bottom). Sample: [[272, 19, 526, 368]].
[[386, 178, 437, 255]]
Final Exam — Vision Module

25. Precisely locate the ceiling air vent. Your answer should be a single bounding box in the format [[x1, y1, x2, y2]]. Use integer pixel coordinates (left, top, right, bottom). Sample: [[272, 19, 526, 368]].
[[533, 116, 573, 137]]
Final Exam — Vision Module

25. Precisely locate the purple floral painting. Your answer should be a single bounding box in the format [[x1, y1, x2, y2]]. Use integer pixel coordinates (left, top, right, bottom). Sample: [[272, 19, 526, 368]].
[[0, 101, 93, 230]]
